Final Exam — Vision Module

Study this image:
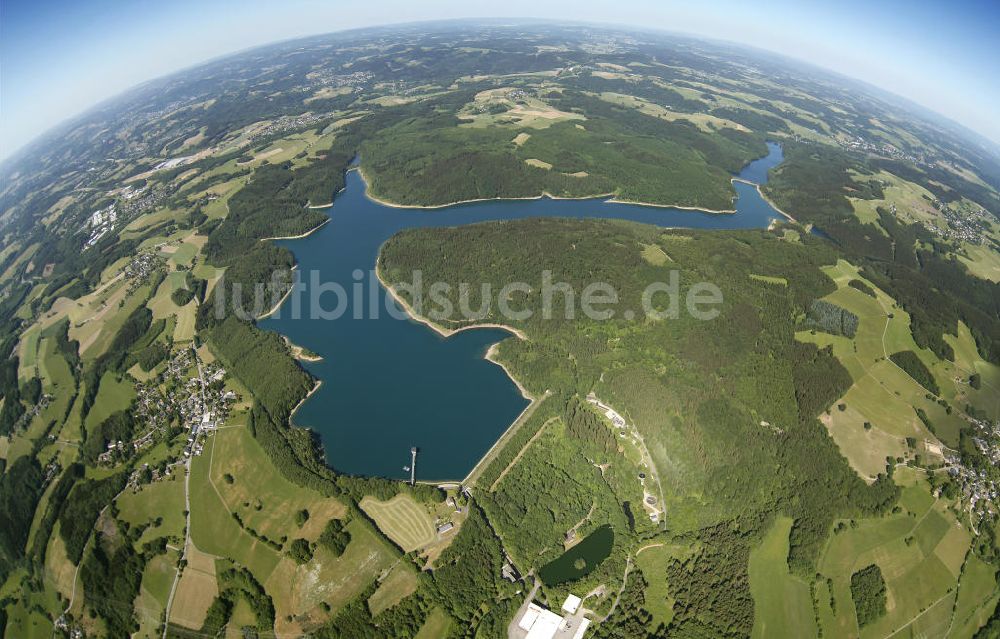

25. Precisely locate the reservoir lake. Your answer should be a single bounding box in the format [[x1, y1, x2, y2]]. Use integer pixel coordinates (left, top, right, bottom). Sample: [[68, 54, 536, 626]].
[[261, 142, 785, 481]]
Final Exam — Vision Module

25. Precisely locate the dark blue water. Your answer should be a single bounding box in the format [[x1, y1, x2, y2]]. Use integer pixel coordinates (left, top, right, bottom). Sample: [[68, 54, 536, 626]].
[[736, 141, 783, 184], [261, 143, 784, 481]]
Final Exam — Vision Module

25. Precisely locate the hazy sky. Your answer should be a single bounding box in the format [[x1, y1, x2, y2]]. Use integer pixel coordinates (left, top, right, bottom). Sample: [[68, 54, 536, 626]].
[[2, 0, 999, 159]]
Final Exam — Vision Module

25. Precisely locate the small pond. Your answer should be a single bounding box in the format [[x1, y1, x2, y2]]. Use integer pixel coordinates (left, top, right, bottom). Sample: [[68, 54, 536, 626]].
[[538, 524, 615, 585]]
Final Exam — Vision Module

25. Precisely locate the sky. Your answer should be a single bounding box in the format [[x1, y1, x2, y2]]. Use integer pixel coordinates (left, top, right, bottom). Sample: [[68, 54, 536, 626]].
[[2, 0, 999, 159]]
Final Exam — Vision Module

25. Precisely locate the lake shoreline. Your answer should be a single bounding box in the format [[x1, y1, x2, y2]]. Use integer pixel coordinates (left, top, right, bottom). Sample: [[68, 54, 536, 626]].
[[259, 218, 330, 241], [259, 208, 539, 481], [375, 260, 546, 486], [753, 184, 797, 223], [357, 166, 740, 214], [460, 390, 550, 488], [485, 342, 531, 400], [374, 261, 529, 341], [283, 335, 323, 362], [290, 379, 323, 425], [254, 265, 298, 320], [260, 143, 788, 479]]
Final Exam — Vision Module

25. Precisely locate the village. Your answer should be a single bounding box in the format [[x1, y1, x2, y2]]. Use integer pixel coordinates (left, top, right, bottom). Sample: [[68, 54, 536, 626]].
[[307, 69, 374, 90], [948, 418, 1000, 523], [839, 134, 928, 166], [98, 346, 238, 480], [82, 180, 176, 251], [935, 201, 994, 245], [942, 413, 1000, 530]]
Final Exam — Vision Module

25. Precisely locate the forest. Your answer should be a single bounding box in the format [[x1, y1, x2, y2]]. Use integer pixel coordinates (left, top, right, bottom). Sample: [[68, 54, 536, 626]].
[[849, 564, 887, 627], [58, 472, 128, 564], [360, 90, 766, 211], [805, 299, 859, 338], [889, 350, 941, 396], [79, 520, 150, 637], [380, 217, 901, 635], [0, 457, 45, 583]]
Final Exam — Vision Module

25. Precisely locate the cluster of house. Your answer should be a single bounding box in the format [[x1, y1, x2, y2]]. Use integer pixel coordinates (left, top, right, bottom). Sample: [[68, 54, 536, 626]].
[[123, 252, 164, 295], [153, 156, 192, 171], [12, 394, 50, 433], [97, 374, 174, 465], [123, 251, 160, 281], [79, 158, 179, 253], [243, 111, 332, 146], [934, 202, 992, 245], [116, 181, 174, 220], [178, 364, 232, 433], [586, 393, 626, 429], [88, 204, 116, 228], [839, 135, 926, 166], [969, 418, 1000, 465], [98, 349, 237, 467], [877, 199, 993, 250], [944, 416, 999, 526], [436, 486, 475, 537], [43, 459, 61, 483], [53, 615, 83, 639], [192, 192, 221, 209], [127, 103, 337, 189], [437, 497, 461, 536], [96, 439, 132, 465], [84, 204, 118, 248], [124, 381, 176, 462], [965, 469, 998, 522], [471, 88, 531, 115], [308, 69, 374, 89]]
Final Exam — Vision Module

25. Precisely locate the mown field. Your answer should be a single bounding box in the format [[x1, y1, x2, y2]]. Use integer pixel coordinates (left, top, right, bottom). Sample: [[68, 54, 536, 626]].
[[749, 517, 817, 638], [116, 474, 186, 547], [360, 494, 437, 552]]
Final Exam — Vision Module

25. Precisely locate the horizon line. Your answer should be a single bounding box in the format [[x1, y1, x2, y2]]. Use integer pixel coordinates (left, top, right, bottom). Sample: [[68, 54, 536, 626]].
[[2, 17, 998, 167]]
